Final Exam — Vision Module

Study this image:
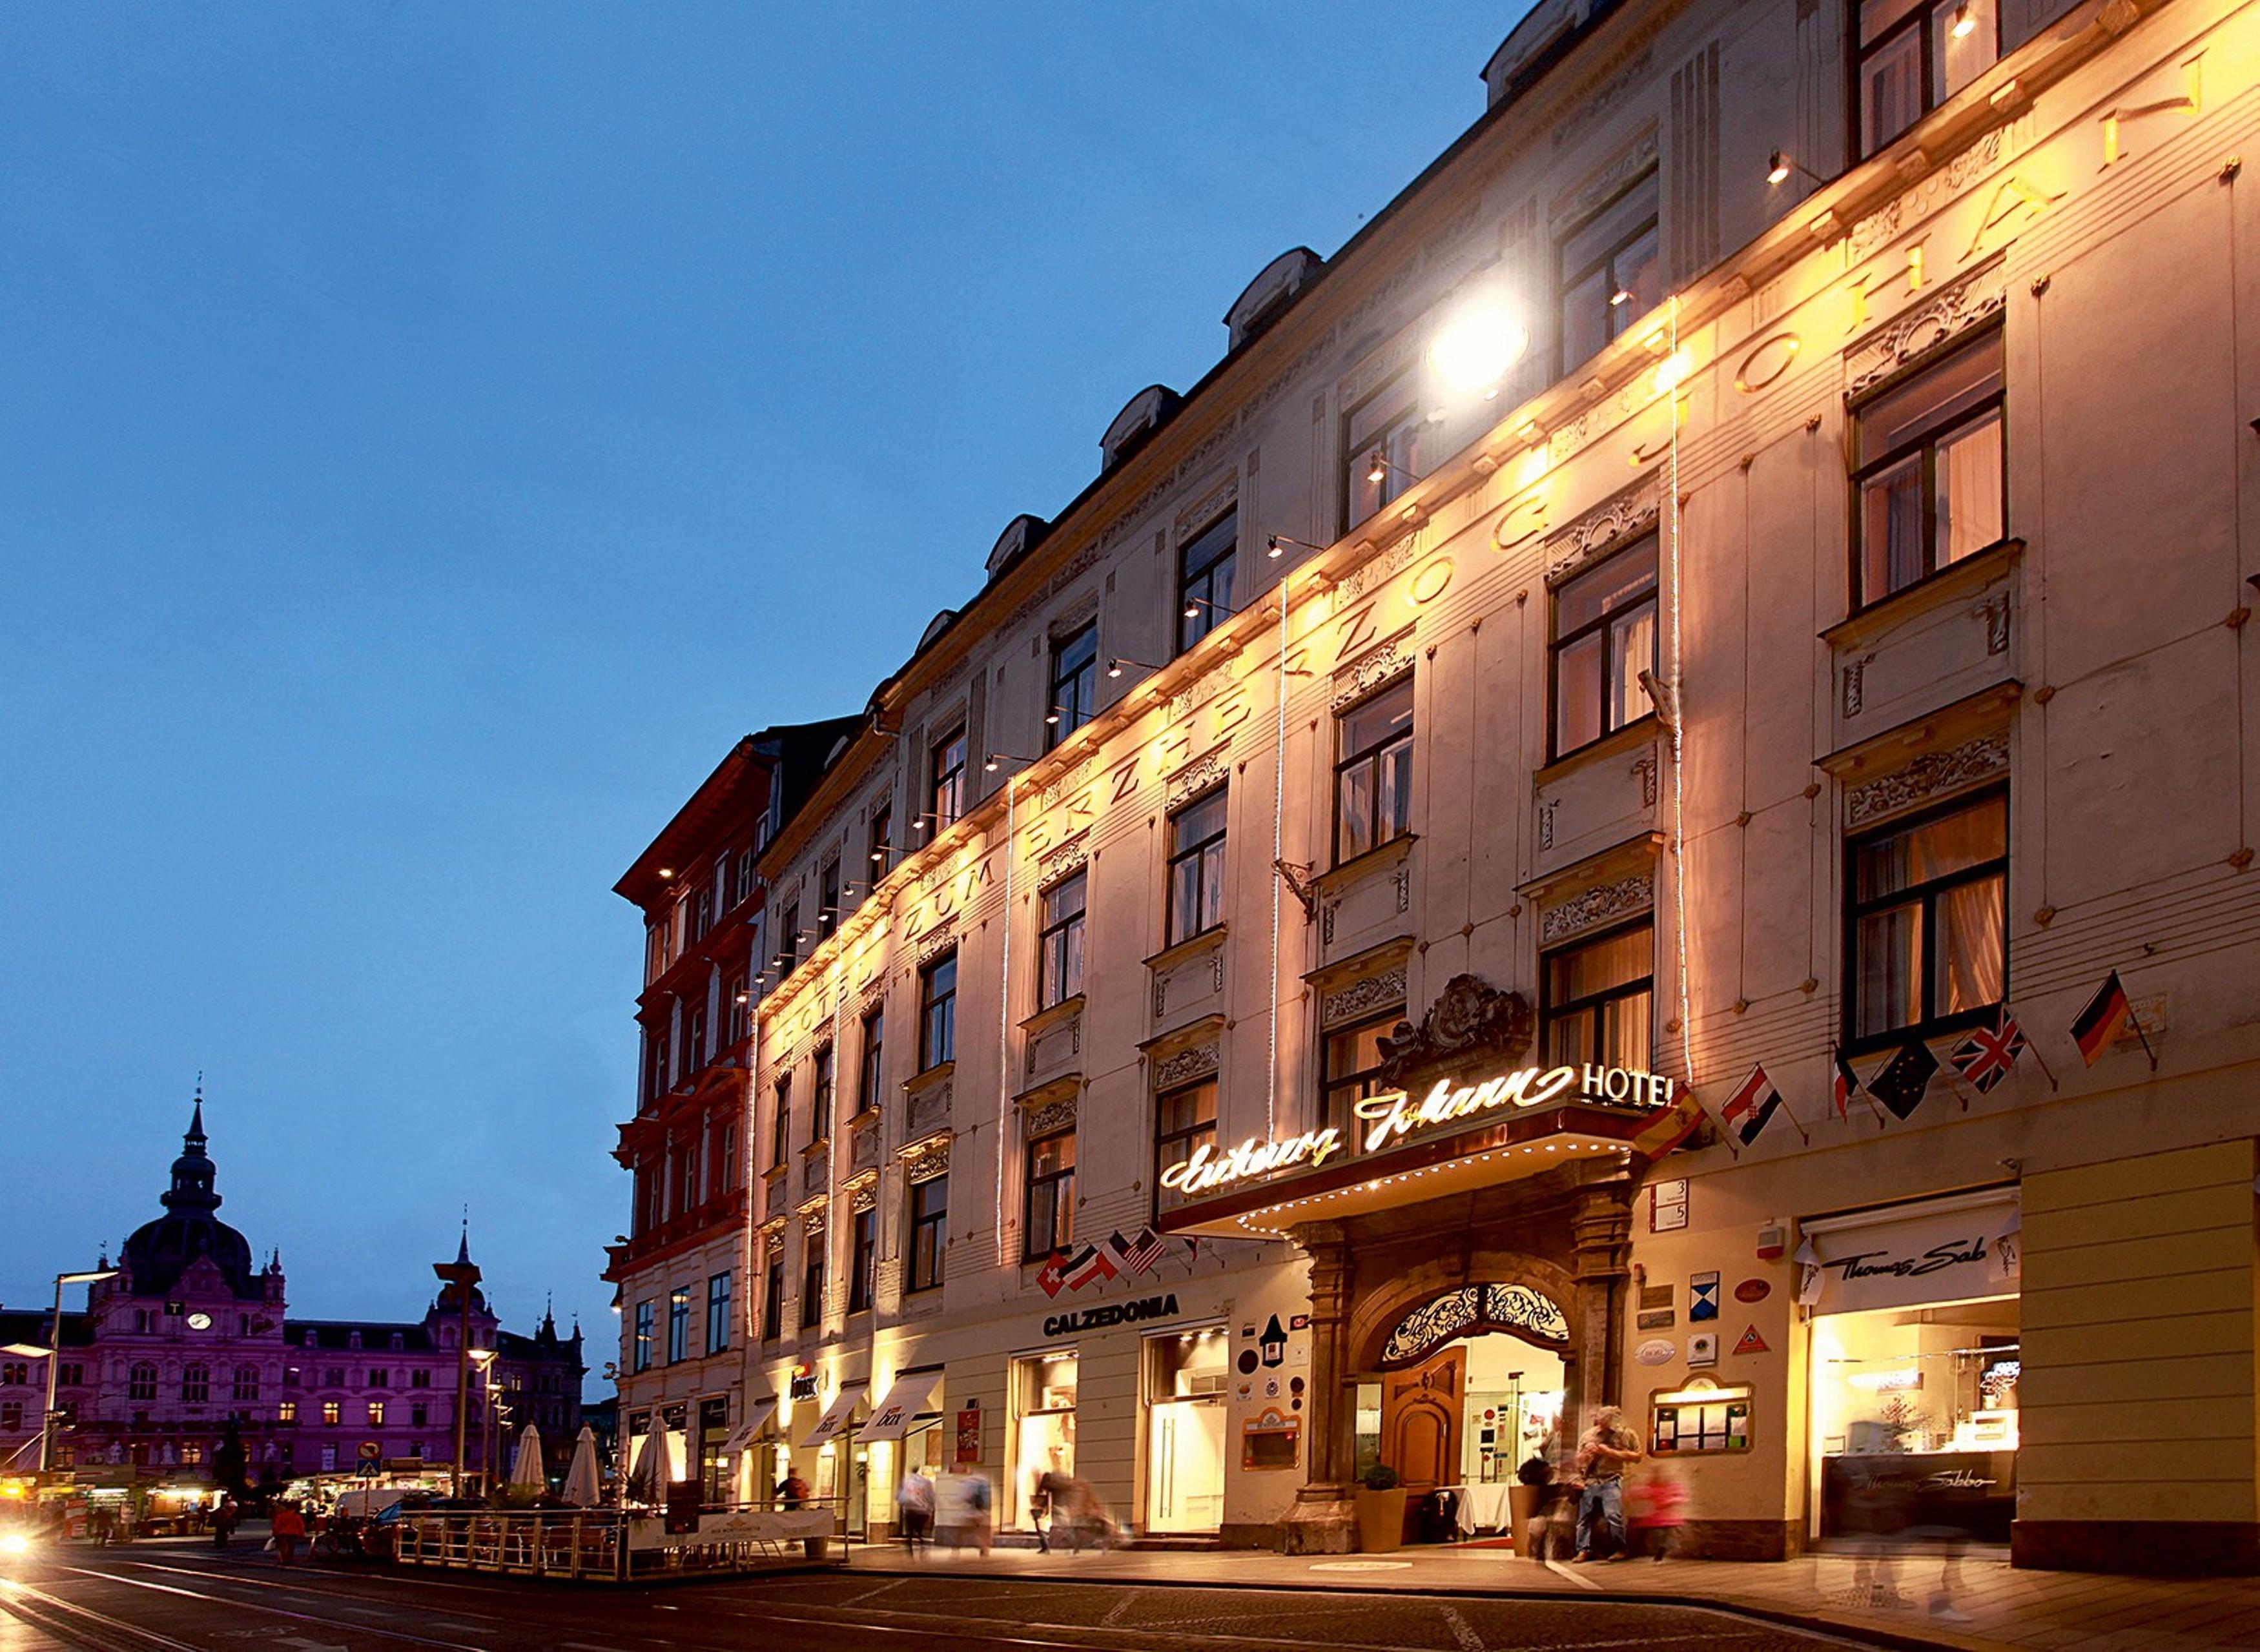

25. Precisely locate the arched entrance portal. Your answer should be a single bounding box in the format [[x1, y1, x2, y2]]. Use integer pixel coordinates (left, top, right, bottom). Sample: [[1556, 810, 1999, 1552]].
[[1362, 1285, 1574, 1538]]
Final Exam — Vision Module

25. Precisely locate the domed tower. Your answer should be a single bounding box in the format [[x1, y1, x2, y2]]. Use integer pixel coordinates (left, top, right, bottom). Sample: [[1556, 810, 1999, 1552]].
[[118, 1094, 262, 1301]]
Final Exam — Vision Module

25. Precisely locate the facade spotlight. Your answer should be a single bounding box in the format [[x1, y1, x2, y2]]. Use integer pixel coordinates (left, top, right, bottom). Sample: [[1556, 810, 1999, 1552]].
[[1951, 3, 1976, 36], [1366, 451, 1389, 485], [1427, 299, 1528, 398], [1107, 657, 1165, 680], [1767, 150, 1791, 185]]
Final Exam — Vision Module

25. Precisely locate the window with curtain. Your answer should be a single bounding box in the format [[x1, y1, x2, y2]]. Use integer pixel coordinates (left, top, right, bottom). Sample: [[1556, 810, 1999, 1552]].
[[1320, 1008, 1403, 1143], [1334, 678, 1415, 864], [1542, 921, 1655, 1070], [810, 1045, 835, 1145], [1047, 622, 1099, 748], [908, 1173, 949, 1292], [1176, 509, 1238, 654], [1556, 172, 1662, 373], [1853, 331, 2006, 606], [930, 726, 968, 831], [1342, 378, 1426, 530], [1166, 788, 1229, 947], [1154, 1079, 1218, 1201], [847, 1209, 877, 1314], [1848, 790, 2007, 1046], [858, 1006, 885, 1114], [1024, 1129, 1076, 1259], [1037, 870, 1087, 1008], [1550, 535, 1659, 757], [1856, 0, 1998, 157], [801, 1234, 826, 1331], [919, 952, 958, 1070]]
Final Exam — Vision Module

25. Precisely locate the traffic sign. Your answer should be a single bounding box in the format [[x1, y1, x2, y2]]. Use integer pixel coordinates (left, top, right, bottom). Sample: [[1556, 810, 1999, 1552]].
[[356, 1441, 382, 1462]]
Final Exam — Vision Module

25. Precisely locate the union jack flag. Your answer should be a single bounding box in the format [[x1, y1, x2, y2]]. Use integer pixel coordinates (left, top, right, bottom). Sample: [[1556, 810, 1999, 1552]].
[[1950, 1008, 2028, 1095]]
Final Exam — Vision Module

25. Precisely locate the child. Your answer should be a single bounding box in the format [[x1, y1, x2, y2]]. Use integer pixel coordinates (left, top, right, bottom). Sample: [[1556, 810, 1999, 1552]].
[[1623, 1462, 1687, 1562]]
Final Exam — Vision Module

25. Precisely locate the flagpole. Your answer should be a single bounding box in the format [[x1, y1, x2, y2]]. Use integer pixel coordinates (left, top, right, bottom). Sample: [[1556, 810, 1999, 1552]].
[[2009, 1004, 2061, 1090], [1780, 1093, 1811, 1146], [1937, 1062, 1974, 1113], [2128, 1012, 2161, 1073]]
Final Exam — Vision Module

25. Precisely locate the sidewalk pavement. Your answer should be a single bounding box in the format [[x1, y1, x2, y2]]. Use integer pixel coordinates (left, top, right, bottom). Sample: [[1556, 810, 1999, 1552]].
[[845, 1538, 2260, 1652]]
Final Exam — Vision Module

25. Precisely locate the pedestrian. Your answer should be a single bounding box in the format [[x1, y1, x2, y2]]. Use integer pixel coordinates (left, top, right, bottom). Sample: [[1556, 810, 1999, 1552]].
[[1032, 1468, 1069, 1553], [896, 1465, 934, 1552], [1571, 1406, 1643, 1562], [774, 1468, 810, 1511], [1624, 1461, 1685, 1561], [963, 1465, 994, 1556], [270, 1501, 306, 1567], [211, 1496, 239, 1549], [90, 1505, 114, 1548], [1054, 1474, 1114, 1553]]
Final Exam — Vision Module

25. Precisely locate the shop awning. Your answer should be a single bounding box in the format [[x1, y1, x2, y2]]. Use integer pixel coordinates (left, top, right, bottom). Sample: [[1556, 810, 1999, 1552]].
[[797, 1383, 865, 1450], [719, 1395, 779, 1455], [859, 1369, 943, 1442]]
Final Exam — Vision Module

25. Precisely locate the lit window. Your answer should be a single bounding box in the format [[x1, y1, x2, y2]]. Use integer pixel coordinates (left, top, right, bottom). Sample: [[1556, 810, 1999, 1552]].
[[1320, 1010, 1402, 1143], [1024, 1128, 1076, 1260], [1542, 921, 1655, 1070], [368, 1401, 385, 1427], [666, 1287, 690, 1365], [1155, 1080, 1218, 1205], [1550, 535, 1659, 757], [1848, 791, 2007, 1045], [1166, 789, 1228, 948], [1857, 0, 1997, 157], [1335, 679, 1415, 864], [705, 1272, 733, 1356], [1853, 332, 2005, 607], [1557, 173, 1662, 374], [633, 1301, 654, 1374], [322, 1400, 342, 1427], [1036, 871, 1087, 1010], [277, 1401, 297, 1424]]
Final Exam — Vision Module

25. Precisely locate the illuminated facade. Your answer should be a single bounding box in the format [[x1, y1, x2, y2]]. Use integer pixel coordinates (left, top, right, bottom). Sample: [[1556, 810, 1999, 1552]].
[[710, 0, 2260, 1571]]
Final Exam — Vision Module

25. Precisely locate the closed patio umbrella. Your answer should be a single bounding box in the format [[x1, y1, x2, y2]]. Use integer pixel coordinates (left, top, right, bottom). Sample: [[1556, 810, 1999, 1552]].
[[560, 1424, 601, 1508], [508, 1423, 547, 1492]]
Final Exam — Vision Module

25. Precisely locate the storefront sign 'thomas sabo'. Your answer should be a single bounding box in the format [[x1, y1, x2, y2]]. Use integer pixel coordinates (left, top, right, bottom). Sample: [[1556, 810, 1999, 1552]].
[[1042, 1293, 1180, 1339]]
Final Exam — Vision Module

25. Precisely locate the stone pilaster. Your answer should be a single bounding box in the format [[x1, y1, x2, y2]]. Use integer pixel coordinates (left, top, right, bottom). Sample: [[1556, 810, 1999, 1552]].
[[1280, 1220, 1357, 1554], [1567, 1170, 1634, 1436]]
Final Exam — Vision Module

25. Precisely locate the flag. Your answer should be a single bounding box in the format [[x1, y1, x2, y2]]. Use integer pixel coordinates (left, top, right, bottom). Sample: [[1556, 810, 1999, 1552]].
[[1867, 1039, 1939, 1120], [1950, 1008, 2028, 1094], [1632, 1088, 1707, 1157], [1062, 1245, 1117, 1292], [1122, 1227, 1170, 1276], [1831, 1051, 1861, 1122], [1036, 1249, 1069, 1298], [2071, 970, 2133, 1066], [1105, 1230, 1137, 1274], [1720, 1064, 1784, 1147]]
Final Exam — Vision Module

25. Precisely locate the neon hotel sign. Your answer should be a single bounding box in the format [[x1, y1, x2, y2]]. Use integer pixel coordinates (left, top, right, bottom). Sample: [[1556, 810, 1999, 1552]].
[[1160, 1062, 1674, 1199]]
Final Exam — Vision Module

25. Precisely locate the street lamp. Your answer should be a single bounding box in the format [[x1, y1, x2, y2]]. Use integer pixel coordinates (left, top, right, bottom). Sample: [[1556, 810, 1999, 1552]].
[[469, 1350, 498, 1497], [26, 1269, 117, 1474], [432, 1241, 482, 1499]]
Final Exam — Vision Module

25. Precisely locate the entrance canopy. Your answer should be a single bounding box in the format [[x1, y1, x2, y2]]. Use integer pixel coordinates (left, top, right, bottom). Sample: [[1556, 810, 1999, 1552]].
[[719, 1395, 779, 1456], [859, 1369, 943, 1442], [797, 1383, 865, 1450]]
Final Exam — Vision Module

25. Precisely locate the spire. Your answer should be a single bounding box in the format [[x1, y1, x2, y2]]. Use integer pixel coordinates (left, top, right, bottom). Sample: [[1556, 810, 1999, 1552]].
[[456, 1216, 473, 1269], [188, 1074, 206, 1144], [163, 1083, 220, 1216]]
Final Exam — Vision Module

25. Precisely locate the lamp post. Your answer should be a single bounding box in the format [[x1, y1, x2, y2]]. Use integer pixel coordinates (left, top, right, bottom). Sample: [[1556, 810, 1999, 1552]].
[[469, 1350, 498, 1496], [431, 1243, 482, 1499], [37, 1269, 116, 1474]]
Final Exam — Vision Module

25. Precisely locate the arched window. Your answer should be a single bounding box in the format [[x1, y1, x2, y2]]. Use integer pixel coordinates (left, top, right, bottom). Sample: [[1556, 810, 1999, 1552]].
[[232, 1365, 260, 1402], [129, 1363, 158, 1402], [181, 1364, 209, 1403]]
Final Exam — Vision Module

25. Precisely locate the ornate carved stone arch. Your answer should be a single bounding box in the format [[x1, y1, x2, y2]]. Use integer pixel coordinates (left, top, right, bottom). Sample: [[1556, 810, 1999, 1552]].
[[1347, 1250, 1581, 1374]]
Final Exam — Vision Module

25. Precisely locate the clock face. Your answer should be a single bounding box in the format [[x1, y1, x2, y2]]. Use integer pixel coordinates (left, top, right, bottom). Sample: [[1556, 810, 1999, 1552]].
[[185, 1312, 212, 1331]]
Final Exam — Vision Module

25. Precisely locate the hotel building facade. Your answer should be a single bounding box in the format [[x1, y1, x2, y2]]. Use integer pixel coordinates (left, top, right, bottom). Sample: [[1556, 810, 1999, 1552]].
[[620, 0, 2260, 1572]]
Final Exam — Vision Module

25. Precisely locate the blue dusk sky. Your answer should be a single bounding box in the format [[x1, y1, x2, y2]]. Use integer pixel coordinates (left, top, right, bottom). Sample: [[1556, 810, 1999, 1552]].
[[0, 4, 1521, 1371]]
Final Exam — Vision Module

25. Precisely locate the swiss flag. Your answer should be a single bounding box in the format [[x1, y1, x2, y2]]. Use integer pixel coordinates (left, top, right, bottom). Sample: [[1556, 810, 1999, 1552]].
[[1036, 1249, 1069, 1298]]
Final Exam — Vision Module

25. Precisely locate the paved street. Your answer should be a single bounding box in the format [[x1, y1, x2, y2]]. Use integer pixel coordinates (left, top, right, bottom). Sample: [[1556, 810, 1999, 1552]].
[[0, 1540, 1881, 1652]]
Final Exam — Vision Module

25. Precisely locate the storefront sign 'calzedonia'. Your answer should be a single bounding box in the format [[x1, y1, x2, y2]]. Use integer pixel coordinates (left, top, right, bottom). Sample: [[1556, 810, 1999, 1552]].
[[1042, 1293, 1181, 1339], [1354, 1062, 1675, 1154]]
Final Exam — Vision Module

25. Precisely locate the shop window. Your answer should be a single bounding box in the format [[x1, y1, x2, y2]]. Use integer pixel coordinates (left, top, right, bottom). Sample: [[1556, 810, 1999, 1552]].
[[1145, 1329, 1229, 1534], [1556, 172, 1661, 374], [858, 1007, 885, 1116], [1176, 509, 1238, 654], [1550, 535, 1659, 758], [706, 1272, 733, 1356], [810, 1045, 836, 1145], [1154, 1079, 1218, 1204], [1320, 1008, 1402, 1143], [761, 1254, 785, 1342], [181, 1365, 209, 1403], [1011, 1351, 1079, 1528], [1541, 920, 1654, 1068], [1036, 871, 1087, 1009], [1024, 1128, 1076, 1260], [1334, 678, 1414, 864], [699, 1396, 732, 1502], [1343, 377, 1426, 531], [1047, 622, 1099, 749], [1166, 788, 1228, 948], [770, 1077, 792, 1169], [908, 1174, 948, 1293], [801, 1233, 827, 1331], [1856, 0, 1997, 156], [848, 1208, 878, 1314], [1853, 331, 2005, 606], [919, 952, 958, 1070], [930, 724, 968, 831], [1847, 790, 2007, 1048]]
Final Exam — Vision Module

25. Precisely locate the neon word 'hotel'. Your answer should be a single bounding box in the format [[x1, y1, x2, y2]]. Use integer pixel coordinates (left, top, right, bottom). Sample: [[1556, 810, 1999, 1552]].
[[606, 0, 2260, 1574]]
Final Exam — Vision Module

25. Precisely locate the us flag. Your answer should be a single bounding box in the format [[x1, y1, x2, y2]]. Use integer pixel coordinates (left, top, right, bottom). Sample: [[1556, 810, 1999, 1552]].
[[1110, 1227, 1171, 1276], [1950, 1008, 2028, 1094]]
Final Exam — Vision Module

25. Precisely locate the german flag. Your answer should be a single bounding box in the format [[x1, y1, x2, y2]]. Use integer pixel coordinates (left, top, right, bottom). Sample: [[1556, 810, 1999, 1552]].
[[1632, 1088, 1708, 1157], [2071, 970, 2133, 1066]]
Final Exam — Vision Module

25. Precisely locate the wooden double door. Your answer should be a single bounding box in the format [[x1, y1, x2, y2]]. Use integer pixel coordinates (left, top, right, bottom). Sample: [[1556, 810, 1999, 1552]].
[[1380, 1346, 1465, 1500]]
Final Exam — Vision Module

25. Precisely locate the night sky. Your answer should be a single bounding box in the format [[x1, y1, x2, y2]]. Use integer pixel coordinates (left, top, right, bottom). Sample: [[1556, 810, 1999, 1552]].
[[0, 3, 1523, 1382]]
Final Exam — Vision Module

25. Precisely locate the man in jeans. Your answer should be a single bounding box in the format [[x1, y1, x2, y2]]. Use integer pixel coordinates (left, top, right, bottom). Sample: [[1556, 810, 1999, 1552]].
[[1572, 1406, 1645, 1561]]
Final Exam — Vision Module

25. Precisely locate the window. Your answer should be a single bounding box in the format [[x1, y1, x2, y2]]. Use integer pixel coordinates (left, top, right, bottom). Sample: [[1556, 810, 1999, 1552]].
[[919, 952, 958, 1070], [181, 1365, 209, 1403], [322, 1400, 342, 1427], [411, 1368, 430, 1389], [369, 1368, 387, 1389], [847, 1208, 878, 1314], [810, 1045, 835, 1144], [1335, 678, 1415, 864], [706, 1272, 733, 1356], [1551, 535, 1660, 756], [233, 1366, 260, 1403], [762, 1252, 785, 1341], [1557, 172, 1662, 373], [1166, 788, 1228, 947], [770, 1077, 792, 1169], [802, 1234, 827, 1329], [1543, 921, 1655, 1069], [325, 1368, 345, 1387], [719, 1122, 740, 1192], [1155, 1080, 1218, 1199], [1025, 1128, 1076, 1259], [1857, 0, 1997, 156], [666, 1287, 690, 1365], [58, 1363, 82, 1388], [1848, 790, 2007, 1045], [908, 1174, 948, 1293], [858, 1007, 885, 1115], [633, 1301, 654, 1373], [686, 1006, 708, 1076], [0, 1363, 23, 1386], [817, 858, 841, 941], [930, 725, 968, 831], [727, 974, 749, 1046], [777, 900, 801, 975], [1176, 509, 1238, 653], [1344, 381, 1426, 529], [368, 1401, 385, 1427], [1321, 1010, 1402, 1141], [1037, 871, 1087, 1009], [277, 1400, 297, 1424], [867, 802, 894, 879], [645, 1026, 670, 1102], [411, 1403, 427, 1427], [1047, 622, 1100, 749], [1852, 332, 2005, 607]]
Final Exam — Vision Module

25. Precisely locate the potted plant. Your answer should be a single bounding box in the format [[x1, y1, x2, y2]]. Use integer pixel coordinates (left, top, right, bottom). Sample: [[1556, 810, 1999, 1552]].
[[1354, 1462, 1407, 1554]]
